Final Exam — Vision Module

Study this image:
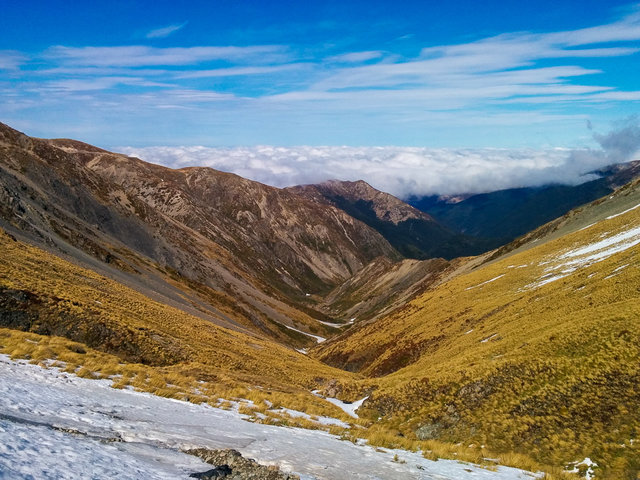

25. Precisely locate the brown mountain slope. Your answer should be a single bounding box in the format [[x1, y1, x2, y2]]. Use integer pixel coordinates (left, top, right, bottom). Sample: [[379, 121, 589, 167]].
[[290, 180, 435, 225], [0, 123, 398, 346], [46, 136, 400, 294], [289, 179, 495, 260]]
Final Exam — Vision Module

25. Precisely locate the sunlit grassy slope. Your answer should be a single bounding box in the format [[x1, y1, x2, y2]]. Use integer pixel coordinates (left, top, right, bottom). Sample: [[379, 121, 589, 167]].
[[0, 228, 357, 409], [314, 180, 640, 479]]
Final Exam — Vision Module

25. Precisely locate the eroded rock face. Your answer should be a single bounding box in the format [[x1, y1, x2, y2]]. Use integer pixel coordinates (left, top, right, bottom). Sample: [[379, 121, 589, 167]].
[[186, 448, 299, 480]]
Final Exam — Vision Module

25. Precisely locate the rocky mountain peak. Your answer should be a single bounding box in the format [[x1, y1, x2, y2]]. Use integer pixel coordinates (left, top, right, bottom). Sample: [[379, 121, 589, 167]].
[[291, 179, 434, 226]]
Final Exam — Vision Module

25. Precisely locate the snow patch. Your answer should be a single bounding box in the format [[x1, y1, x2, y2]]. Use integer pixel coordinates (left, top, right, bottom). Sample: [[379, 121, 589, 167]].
[[316, 319, 349, 328], [269, 407, 349, 428], [465, 274, 505, 291], [323, 396, 369, 419], [566, 457, 598, 480], [578, 223, 596, 231], [526, 224, 640, 289], [480, 333, 500, 343], [312, 390, 368, 419], [283, 324, 326, 343], [606, 202, 640, 220], [604, 263, 630, 279], [0, 355, 544, 480]]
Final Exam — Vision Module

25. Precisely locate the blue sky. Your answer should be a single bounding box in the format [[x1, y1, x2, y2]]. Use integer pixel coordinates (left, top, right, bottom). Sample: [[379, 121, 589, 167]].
[[1, 0, 640, 151]]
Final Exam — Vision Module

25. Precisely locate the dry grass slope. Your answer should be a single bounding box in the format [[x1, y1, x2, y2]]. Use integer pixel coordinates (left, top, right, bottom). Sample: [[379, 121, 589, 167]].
[[0, 227, 579, 478], [0, 228, 359, 415], [313, 182, 640, 479]]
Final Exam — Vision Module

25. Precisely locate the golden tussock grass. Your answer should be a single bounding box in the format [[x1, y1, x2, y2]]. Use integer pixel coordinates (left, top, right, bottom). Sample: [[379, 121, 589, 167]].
[[312, 189, 640, 479]]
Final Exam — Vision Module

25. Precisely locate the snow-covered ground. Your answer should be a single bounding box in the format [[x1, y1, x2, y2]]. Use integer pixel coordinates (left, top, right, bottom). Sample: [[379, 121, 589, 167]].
[[312, 390, 368, 419], [0, 355, 541, 480], [465, 274, 505, 290]]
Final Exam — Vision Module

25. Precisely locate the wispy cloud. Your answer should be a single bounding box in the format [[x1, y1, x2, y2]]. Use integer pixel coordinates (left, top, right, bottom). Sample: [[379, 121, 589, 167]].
[[176, 63, 306, 79], [43, 45, 291, 67], [326, 51, 384, 63], [40, 76, 174, 92], [291, 13, 640, 108], [0, 50, 26, 70], [146, 22, 188, 39]]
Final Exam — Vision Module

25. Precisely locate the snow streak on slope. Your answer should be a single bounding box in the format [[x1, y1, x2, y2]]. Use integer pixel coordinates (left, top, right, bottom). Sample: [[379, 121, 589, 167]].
[[526, 223, 640, 289], [0, 356, 541, 480], [312, 390, 369, 419]]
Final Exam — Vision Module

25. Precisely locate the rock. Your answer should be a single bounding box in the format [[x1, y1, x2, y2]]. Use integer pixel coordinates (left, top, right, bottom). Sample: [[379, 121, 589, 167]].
[[324, 378, 342, 398], [415, 422, 443, 440], [190, 465, 232, 479], [185, 448, 299, 480]]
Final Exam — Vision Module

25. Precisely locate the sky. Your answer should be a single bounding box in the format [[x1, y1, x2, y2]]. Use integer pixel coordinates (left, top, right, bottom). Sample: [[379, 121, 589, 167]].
[[1, 1, 640, 196]]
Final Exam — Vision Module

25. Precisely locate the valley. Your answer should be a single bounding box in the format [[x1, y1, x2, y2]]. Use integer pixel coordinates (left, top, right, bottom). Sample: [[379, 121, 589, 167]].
[[1, 123, 639, 479]]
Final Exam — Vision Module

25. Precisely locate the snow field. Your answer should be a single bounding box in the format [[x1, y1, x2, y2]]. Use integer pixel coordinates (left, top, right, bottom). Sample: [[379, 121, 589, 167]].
[[0, 355, 541, 480]]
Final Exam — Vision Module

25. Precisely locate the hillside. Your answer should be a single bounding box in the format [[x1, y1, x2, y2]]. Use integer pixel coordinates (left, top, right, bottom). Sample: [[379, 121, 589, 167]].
[[290, 180, 494, 260], [313, 177, 640, 479], [0, 123, 400, 346]]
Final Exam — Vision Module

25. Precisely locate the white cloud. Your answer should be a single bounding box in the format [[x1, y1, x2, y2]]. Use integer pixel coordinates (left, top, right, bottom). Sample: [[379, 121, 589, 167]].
[[42, 77, 173, 92], [326, 51, 384, 63], [0, 50, 26, 70], [43, 45, 291, 67], [549, 7, 640, 46], [146, 22, 188, 39], [117, 119, 640, 198], [114, 144, 592, 197], [176, 63, 305, 79], [301, 21, 640, 100]]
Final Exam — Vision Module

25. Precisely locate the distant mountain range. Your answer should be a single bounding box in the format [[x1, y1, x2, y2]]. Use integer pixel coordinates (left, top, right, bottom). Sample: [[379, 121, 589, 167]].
[[409, 160, 640, 247], [289, 161, 640, 262]]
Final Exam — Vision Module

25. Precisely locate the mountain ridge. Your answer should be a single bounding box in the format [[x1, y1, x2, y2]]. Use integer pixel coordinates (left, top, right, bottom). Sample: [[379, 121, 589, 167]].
[[289, 179, 495, 260], [0, 122, 401, 346], [409, 160, 640, 246]]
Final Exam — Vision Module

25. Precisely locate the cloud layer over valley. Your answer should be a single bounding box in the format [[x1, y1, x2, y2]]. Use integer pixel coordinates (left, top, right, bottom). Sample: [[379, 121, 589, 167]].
[[120, 119, 640, 198]]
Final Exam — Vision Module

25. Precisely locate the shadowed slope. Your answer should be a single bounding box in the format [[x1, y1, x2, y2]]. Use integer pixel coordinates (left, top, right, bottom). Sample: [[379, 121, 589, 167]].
[[290, 180, 494, 260]]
